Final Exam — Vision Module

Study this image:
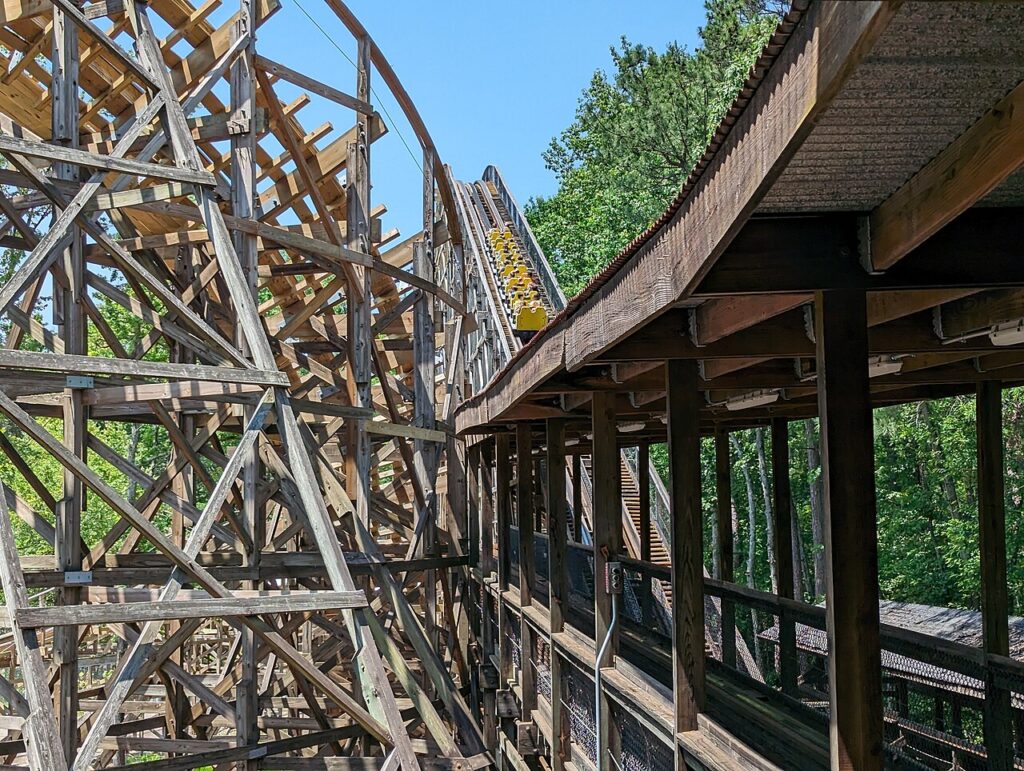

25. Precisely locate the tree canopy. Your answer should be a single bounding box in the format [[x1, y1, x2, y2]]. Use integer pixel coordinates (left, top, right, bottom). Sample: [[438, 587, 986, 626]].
[[525, 0, 1024, 637], [526, 0, 782, 295]]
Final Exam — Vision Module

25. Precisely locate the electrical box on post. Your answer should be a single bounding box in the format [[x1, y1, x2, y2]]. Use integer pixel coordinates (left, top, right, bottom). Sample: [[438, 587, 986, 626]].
[[606, 561, 623, 594]]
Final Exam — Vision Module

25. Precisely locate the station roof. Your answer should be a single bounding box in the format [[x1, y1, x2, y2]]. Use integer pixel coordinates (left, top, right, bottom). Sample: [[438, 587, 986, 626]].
[[456, 0, 1024, 444]]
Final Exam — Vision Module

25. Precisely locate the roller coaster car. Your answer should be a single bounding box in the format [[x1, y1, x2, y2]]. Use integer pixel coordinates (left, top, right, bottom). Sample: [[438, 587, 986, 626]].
[[500, 260, 522, 275], [514, 304, 547, 333]]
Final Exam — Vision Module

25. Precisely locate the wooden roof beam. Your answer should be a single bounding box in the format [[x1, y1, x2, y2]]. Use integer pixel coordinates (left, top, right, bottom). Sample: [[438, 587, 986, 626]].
[[696, 209, 1024, 295], [601, 307, 1024, 363], [869, 78, 1024, 271]]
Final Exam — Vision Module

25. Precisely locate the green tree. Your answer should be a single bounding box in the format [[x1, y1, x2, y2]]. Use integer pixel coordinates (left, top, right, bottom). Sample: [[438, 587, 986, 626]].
[[526, 0, 782, 295]]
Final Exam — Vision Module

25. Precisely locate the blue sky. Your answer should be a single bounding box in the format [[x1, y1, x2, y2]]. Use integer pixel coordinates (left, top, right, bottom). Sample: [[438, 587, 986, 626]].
[[253, 0, 706, 241]]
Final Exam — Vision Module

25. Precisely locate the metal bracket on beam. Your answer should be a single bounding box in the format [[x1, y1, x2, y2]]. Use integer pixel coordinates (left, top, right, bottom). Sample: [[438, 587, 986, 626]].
[[687, 307, 705, 347], [802, 305, 816, 344], [226, 119, 251, 135], [65, 375, 94, 389], [857, 215, 883, 275]]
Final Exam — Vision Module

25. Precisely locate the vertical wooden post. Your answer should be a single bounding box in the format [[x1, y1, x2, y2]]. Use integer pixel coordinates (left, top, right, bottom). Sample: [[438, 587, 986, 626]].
[[534, 456, 546, 533], [517, 423, 535, 609], [516, 422, 537, 737], [715, 429, 736, 669], [771, 417, 798, 697], [467, 443, 482, 631], [592, 391, 621, 767], [495, 432, 515, 725], [497, 433, 513, 594], [977, 380, 1013, 769], [639, 441, 652, 562], [481, 440, 497, 579], [0, 494, 65, 769], [468, 444, 481, 571], [479, 439, 498, 750], [571, 451, 583, 542], [414, 145, 438, 651], [230, 0, 259, 759], [638, 441, 654, 627], [666, 359, 705, 762], [546, 419, 570, 769], [52, 8, 82, 762], [815, 289, 883, 771]]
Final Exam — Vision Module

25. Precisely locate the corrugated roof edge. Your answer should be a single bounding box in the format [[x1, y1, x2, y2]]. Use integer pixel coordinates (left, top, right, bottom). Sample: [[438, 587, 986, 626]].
[[457, 1, 809, 422]]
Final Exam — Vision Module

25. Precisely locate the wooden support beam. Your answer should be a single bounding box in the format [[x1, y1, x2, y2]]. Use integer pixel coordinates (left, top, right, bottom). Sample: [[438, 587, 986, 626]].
[[571, 452, 582, 542], [496, 433, 513, 593], [815, 289, 883, 771], [591, 390, 620, 767], [977, 379, 1013, 769], [638, 440, 654, 628], [516, 423, 535, 609], [0, 132, 216, 185], [714, 430, 736, 669], [770, 417, 797, 698], [52, 10, 84, 759], [514, 422, 537, 742], [546, 418, 570, 769], [0, 492, 65, 768], [0, 349, 287, 385], [665, 359, 704, 754], [16, 590, 367, 627], [870, 79, 1024, 271], [638, 441, 651, 563], [255, 54, 373, 115]]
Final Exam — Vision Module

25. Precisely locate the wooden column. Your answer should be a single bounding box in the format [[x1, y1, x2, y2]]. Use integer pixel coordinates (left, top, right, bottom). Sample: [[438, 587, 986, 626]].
[[481, 440, 497, 579], [591, 391, 621, 767], [638, 441, 654, 627], [230, 0, 259, 759], [977, 380, 1013, 769], [515, 423, 537, 738], [815, 289, 883, 771], [714, 430, 736, 669], [771, 417, 798, 697], [467, 444, 482, 629], [495, 432, 515, 720], [546, 419, 570, 769], [571, 452, 582, 542], [52, 9, 82, 762], [497, 433, 513, 593], [516, 423, 535, 608], [639, 441, 652, 562], [666, 359, 705, 760], [467, 444, 481, 571], [479, 440, 498, 750]]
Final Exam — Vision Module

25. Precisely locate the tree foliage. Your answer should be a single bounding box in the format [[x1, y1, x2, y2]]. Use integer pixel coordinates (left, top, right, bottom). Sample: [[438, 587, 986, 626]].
[[532, 1, 1024, 622], [526, 0, 782, 295]]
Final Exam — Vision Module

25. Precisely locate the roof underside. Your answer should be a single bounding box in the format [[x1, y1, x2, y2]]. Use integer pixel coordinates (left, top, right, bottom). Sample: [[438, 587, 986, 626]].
[[455, 0, 1024, 440], [759, 1, 1024, 213]]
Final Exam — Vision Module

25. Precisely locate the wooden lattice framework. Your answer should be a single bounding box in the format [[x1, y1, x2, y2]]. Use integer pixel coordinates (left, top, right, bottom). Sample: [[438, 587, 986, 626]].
[[0, 0, 481, 767]]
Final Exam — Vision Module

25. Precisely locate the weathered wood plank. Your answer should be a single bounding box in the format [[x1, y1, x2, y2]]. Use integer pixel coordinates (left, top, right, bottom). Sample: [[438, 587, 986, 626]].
[[17, 590, 367, 628], [977, 380, 1013, 769], [0, 349, 287, 385], [770, 417, 797, 698], [0, 132, 215, 185], [815, 289, 883, 771], [666, 359, 704, 748], [870, 79, 1024, 270]]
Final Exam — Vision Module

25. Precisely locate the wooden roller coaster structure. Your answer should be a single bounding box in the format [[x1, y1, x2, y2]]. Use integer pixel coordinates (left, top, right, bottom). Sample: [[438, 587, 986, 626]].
[[0, 0, 482, 767]]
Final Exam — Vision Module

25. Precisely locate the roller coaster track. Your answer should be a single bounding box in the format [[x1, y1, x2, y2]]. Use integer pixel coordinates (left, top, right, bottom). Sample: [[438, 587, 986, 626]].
[[452, 165, 760, 678]]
